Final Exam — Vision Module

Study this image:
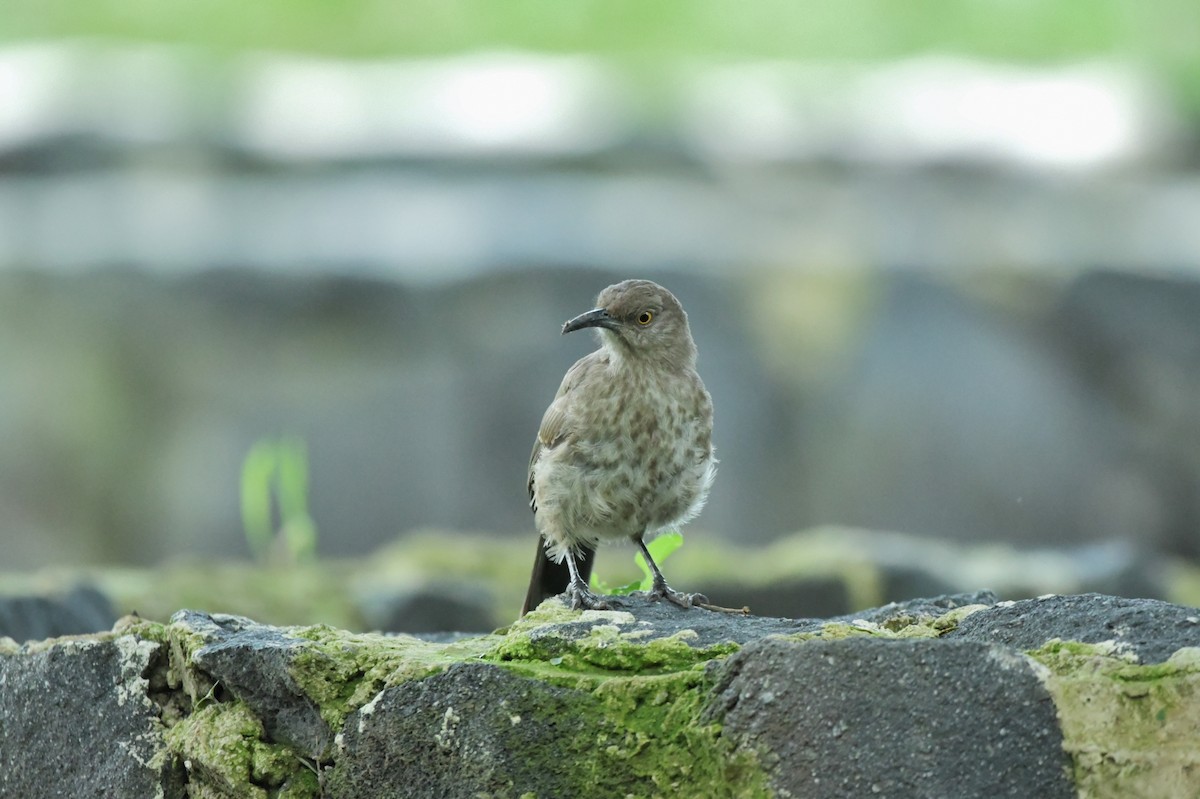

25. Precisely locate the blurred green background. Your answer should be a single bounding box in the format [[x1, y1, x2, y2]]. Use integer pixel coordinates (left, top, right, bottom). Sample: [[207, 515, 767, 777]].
[[4, 0, 1198, 67], [3, 0, 1200, 634], [6, 1, 1200, 123]]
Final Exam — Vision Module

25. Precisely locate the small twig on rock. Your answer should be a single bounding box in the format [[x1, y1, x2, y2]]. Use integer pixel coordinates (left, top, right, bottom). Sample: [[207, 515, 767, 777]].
[[699, 602, 751, 615]]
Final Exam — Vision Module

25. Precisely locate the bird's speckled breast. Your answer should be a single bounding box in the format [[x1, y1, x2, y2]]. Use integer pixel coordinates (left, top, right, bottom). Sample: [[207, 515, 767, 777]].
[[532, 360, 715, 557]]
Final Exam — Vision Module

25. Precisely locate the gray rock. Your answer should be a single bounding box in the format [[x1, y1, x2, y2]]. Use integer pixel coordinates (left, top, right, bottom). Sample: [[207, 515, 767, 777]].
[[177, 609, 334, 758], [830, 589, 998, 624], [706, 636, 1074, 799], [514, 591, 996, 661], [0, 584, 116, 642], [520, 594, 815, 653], [0, 634, 182, 798], [945, 593, 1200, 663], [330, 662, 599, 799]]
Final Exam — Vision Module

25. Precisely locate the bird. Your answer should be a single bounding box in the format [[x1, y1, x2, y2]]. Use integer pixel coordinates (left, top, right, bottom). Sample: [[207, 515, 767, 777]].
[[520, 279, 716, 615]]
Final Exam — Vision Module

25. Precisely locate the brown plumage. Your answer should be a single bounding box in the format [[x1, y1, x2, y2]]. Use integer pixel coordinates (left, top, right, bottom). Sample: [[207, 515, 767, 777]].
[[520, 279, 716, 614]]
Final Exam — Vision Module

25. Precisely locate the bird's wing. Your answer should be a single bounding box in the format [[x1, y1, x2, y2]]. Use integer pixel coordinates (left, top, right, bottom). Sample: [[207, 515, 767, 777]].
[[523, 352, 604, 615], [528, 352, 601, 512]]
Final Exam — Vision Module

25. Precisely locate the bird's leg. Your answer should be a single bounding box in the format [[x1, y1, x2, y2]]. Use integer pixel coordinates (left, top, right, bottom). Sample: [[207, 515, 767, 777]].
[[635, 537, 709, 609], [564, 549, 610, 611]]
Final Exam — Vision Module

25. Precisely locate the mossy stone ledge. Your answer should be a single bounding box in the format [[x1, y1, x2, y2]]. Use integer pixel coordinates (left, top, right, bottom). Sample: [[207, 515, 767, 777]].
[[1, 591, 1197, 798]]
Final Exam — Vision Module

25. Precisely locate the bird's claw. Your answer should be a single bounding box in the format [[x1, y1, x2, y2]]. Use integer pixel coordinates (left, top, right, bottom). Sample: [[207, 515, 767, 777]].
[[640, 583, 709, 609], [567, 583, 612, 611]]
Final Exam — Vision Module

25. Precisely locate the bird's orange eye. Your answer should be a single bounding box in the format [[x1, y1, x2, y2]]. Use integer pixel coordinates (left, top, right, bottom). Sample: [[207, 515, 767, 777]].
[[637, 311, 653, 325]]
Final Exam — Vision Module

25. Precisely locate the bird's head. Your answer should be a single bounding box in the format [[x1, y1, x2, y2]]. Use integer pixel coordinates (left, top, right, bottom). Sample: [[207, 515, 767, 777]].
[[562, 279, 696, 365]]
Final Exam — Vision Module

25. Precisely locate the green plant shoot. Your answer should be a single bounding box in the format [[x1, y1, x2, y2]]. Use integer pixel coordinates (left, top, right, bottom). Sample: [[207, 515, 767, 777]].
[[240, 436, 318, 565]]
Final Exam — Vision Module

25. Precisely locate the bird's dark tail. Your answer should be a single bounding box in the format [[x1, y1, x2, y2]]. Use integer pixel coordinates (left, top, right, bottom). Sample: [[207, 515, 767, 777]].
[[520, 537, 596, 616]]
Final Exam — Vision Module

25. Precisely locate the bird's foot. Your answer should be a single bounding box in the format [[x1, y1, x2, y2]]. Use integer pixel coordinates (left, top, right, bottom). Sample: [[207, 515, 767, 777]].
[[643, 582, 709, 610], [566, 582, 612, 611]]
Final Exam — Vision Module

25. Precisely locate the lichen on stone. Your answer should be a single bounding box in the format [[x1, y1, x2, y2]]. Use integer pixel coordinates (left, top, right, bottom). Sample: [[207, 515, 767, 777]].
[[782, 602, 989, 645], [1028, 639, 1200, 799]]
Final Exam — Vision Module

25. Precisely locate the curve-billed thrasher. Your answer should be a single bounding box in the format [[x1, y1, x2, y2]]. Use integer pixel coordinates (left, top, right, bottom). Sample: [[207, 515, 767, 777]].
[[520, 279, 716, 614]]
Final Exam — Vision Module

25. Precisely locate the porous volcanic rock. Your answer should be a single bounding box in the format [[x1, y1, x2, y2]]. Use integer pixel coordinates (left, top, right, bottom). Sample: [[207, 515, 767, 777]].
[[1, 591, 1197, 798]]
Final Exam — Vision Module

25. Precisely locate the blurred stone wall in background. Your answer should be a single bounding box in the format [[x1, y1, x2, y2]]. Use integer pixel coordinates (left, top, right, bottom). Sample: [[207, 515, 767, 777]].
[[2, 43, 1199, 569], [4, 266, 1200, 569]]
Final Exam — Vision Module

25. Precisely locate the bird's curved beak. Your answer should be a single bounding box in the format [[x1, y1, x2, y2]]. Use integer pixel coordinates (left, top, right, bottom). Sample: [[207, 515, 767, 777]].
[[562, 307, 618, 335]]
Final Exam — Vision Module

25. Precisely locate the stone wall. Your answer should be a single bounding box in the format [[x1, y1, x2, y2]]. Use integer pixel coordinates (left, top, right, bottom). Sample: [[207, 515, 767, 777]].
[[2, 593, 1198, 797]]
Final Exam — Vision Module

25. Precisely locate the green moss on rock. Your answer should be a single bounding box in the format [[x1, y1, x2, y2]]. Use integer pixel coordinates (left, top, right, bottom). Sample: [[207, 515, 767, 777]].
[[287, 625, 496, 730], [165, 701, 318, 799], [1029, 640, 1200, 798], [128, 615, 325, 797], [324, 659, 770, 798], [583, 668, 771, 798], [111, 600, 1003, 798], [489, 607, 739, 678], [477, 607, 769, 797], [307, 604, 772, 798]]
